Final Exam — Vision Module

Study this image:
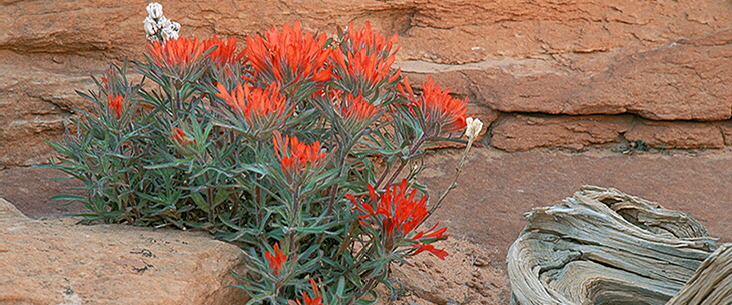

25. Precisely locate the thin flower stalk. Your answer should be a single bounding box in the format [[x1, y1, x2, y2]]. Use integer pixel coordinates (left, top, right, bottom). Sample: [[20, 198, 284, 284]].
[[418, 117, 484, 230]]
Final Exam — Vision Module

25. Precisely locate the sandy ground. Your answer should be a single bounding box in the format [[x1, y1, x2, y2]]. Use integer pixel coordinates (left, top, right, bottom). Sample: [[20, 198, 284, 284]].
[[3, 145, 732, 304]]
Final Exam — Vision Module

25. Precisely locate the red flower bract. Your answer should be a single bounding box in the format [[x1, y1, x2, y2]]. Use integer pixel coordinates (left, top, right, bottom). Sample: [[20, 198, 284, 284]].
[[264, 241, 287, 276], [288, 278, 324, 305], [331, 48, 399, 89], [107, 94, 123, 118], [171, 127, 195, 146], [399, 76, 468, 137], [333, 92, 380, 123], [243, 20, 332, 85], [331, 21, 401, 91], [347, 179, 450, 259], [341, 21, 399, 57], [272, 131, 326, 180], [147, 37, 206, 68], [203, 35, 244, 67], [215, 81, 290, 123], [412, 242, 448, 260]]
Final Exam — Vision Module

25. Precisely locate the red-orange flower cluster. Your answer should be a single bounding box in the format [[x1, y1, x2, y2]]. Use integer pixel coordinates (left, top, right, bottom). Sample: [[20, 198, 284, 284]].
[[215, 82, 290, 123], [171, 127, 195, 146], [287, 279, 323, 305], [341, 21, 399, 57], [243, 20, 332, 85], [264, 241, 287, 276], [147, 37, 206, 68], [333, 92, 380, 122], [331, 22, 400, 90], [146, 36, 243, 71], [203, 35, 244, 67], [331, 48, 399, 89], [107, 94, 123, 118], [347, 179, 449, 259], [272, 131, 326, 180], [399, 76, 468, 137]]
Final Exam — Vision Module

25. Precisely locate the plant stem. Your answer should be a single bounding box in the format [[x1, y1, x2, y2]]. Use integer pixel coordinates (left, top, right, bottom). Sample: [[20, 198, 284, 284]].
[[418, 136, 476, 229], [377, 136, 427, 191]]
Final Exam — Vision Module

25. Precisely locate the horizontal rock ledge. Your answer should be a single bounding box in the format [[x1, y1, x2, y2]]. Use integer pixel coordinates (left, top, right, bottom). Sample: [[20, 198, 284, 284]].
[[489, 113, 730, 152], [0, 197, 248, 305]]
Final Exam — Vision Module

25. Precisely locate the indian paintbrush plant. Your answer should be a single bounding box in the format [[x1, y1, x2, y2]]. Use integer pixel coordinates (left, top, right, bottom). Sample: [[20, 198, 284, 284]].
[[45, 3, 483, 304]]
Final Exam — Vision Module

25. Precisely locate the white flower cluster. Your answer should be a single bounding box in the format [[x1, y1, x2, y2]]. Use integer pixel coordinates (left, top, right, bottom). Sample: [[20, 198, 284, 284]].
[[143, 2, 180, 42]]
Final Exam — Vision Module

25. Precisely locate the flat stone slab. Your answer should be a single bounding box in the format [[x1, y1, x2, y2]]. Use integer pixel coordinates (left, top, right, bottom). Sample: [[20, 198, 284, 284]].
[[0, 198, 247, 305]]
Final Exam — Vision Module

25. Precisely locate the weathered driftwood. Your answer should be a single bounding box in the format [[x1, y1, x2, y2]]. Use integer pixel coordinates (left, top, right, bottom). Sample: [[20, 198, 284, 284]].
[[507, 186, 719, 305], [667, 244, 732, 305]]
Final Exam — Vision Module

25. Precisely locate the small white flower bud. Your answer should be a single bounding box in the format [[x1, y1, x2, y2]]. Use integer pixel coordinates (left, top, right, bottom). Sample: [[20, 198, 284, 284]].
[[147, 2, 163, 19], [464, 117, 484, 140], [160, 28, 170, 41], [143, 17, 157, 35], [166, 28, 179, 40], [158, 16, 170, 28]]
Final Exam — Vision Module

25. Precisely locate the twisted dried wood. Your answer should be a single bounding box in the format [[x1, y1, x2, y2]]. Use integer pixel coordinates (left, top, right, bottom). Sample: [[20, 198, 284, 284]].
[[667, 243, 732, 305], [507, 186, 718, 305]]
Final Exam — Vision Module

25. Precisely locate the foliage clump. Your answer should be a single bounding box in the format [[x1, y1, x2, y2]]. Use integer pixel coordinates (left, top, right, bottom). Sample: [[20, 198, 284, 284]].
[[48, 7, 481, 304]]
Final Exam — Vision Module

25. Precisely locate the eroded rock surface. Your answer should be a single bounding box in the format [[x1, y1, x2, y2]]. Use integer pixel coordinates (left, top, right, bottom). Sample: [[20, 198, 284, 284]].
[[0, 197, 248, 305]]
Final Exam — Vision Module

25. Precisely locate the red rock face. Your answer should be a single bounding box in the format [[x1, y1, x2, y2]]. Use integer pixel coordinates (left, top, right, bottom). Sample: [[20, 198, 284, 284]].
[[2, 0, 732, 165]]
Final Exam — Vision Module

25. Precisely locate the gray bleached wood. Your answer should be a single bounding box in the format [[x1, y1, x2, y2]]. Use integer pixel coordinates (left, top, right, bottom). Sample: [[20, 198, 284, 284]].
[[507, 186, 719, 305]]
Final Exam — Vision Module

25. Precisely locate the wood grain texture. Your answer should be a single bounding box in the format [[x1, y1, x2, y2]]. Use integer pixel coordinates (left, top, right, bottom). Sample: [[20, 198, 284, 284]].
[[507, 186, 718, 305]]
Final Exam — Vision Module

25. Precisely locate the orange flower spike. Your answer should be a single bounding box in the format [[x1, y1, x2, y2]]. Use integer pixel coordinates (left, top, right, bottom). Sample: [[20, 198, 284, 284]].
[[216, 82, 289, 122], [264, 241, 287, 276], [303, 278, 323, 305], [288, 278, 324, 305], [339, 94, 379, 122], [244, 20, 331, 84], [107, 94, 123, 118], [171, 127, 195, 146], [397, 75, 415, 100], [424, 78, 468, 134], [412, 223, 449, 241], [272, 131, 326, 179], [365, 179, 430, 237], [147, 37, 206, 68], [334, 23, 401, 88], [215, 82, 243, 111], [344, 21, 399, 56], [405, 77, 468, 136], [203, 35, 243, 66]]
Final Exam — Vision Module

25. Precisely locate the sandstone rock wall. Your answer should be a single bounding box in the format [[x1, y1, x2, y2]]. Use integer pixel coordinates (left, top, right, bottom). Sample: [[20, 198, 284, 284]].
[[2, 0, 732, 165]]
